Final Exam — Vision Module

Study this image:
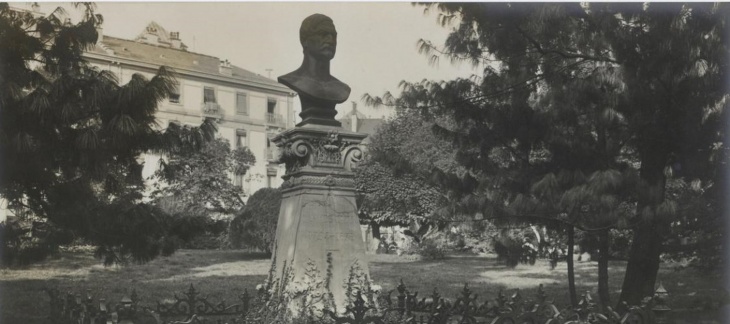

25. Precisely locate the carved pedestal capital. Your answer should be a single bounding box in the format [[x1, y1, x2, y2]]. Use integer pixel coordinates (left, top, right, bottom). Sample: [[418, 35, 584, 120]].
[[273, 128, 367, 185]]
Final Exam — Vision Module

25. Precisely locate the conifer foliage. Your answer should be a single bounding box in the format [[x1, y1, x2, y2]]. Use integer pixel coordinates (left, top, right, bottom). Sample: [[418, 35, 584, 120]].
[[0, 3, 217, 265], [366, 3, 727, 307]]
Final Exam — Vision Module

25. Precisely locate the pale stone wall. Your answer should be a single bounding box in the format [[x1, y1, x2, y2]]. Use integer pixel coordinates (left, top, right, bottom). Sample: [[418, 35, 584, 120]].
[[88, 60, 291, 202]]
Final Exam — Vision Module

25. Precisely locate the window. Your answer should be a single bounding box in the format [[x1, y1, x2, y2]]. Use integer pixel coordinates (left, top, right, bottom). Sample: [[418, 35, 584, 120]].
[[266, 138, 275, 160], [234, 174, 243, 187], [203, 87, 216, 103], [267, 98, 278, 124], [169, 86, 181, 104], [266, 168, 277, 188], [267, 98, 277, 114], [235, 129, 247, 149], [236, 92, 248, 115]]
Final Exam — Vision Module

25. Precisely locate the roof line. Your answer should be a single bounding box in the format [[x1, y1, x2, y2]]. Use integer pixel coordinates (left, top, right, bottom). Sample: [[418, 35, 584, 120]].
[[84, 52, 293, 94], [100, 35, 220, 60]]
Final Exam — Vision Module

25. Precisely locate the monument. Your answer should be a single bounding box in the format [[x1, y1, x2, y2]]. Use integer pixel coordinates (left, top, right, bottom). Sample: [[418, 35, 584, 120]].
[[268, 14, 371, 315], [278, 14, 351, 128]]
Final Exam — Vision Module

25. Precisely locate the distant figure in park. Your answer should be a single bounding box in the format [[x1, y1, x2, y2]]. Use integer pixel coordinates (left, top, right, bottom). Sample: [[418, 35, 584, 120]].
[[549, 247, 559, 270], [278, 14, 350, 125]]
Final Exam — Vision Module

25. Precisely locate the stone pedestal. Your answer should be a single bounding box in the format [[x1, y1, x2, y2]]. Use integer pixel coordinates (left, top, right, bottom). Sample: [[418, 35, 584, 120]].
[[268, 126, 370, 314]]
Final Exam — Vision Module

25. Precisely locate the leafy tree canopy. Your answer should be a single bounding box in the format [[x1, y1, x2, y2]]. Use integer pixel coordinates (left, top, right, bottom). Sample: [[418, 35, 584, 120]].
[[153, 136, 255, 214], [0, 3, 216, 264], [365, 2, 727, 305], [355, 109, 466, 227], [355, 160, 446, 227]]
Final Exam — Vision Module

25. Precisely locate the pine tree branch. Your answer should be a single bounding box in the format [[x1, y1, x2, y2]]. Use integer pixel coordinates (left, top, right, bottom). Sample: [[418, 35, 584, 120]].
[[366, 58, 591, 111], [515, 26, 619, 64], [419, 40, 548, 65]]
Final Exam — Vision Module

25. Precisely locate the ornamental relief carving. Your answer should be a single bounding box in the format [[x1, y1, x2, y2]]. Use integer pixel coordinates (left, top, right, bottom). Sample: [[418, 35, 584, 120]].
[[278, 136, 310, 174], [280, 175, 355, 189], [277, 131, 364, 175], [311, 131, 350, 165]]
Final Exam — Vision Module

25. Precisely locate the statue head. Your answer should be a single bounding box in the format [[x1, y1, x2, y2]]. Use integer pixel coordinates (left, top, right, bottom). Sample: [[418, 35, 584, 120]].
[[280, 13, 350, 126], [299, 14, 337, 61]]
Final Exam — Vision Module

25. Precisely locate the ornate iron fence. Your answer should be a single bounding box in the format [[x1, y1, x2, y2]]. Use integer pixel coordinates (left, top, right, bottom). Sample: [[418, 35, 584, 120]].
[[47, 280, 670, 324]]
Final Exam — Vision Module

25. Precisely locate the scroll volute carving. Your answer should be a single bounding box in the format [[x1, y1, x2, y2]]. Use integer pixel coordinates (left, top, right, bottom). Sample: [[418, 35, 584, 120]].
[[274, 130, 366, 174], [343, 145, 364, 171], [278, 138, 312, 174]]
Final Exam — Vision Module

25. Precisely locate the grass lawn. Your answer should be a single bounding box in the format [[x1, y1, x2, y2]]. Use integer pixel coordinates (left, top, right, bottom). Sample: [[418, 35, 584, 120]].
[[1, 250, 727, 323]]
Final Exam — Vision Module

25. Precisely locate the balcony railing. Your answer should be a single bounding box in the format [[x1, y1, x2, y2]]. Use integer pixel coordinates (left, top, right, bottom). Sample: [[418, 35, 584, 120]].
[[201, 102, 222, 119], [266, 113, 285, 126]]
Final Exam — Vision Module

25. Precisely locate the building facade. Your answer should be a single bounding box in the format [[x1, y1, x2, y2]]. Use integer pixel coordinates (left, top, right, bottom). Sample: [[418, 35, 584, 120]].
[[85, 22, 295, 197]]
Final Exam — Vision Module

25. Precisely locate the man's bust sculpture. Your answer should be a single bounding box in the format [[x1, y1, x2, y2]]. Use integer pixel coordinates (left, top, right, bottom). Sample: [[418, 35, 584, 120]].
[[279, 14, 350, 127]]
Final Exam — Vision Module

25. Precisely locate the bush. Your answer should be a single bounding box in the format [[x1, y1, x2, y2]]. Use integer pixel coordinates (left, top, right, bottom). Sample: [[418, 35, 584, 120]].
[[229, 188, 281, 253], [155, 197, 231, 250], [492, 229, 534, 268], [1, 218, 73, 267], [179, 219, 230, 250], [493, 237, 522, 268], [448, 221, 498, 254], [418, 238, 447, 260], [610, 228, 632, 260]]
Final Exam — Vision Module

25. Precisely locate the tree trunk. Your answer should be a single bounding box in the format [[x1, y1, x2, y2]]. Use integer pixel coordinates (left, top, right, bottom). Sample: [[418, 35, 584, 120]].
[[618, 149, 668, 308], [567, 225, 577, 307], [597, 229, 611, 310], [618, 221, 663, 307]]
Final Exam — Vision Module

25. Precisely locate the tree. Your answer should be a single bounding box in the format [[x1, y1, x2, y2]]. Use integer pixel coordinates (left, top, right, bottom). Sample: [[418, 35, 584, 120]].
[[153, 136, 255, 214], [354, 110, 462, 243], [229, 188, 281, 253], [366, 2, 727, 307], [0, 3, 217, 264], [355, 160, 445, 243], [661, 176, 726, 272]]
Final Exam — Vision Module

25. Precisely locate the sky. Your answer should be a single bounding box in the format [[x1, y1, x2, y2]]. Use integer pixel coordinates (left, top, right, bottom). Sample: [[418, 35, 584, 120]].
[[36, 2, 480, 119]]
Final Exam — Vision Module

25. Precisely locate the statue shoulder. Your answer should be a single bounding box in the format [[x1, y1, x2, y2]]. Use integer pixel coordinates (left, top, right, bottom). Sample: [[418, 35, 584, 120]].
[[278, 72, 350, 103], [326, 77, 351, 102]]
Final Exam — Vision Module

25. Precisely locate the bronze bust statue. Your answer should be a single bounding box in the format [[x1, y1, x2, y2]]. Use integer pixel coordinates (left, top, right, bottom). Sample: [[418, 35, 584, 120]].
[[279, 14, 350, 127]]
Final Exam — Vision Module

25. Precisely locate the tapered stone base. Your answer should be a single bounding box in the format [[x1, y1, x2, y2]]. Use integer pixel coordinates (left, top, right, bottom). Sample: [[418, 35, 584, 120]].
[[272, 186, 369, 312], [268, 127, 370, 314]]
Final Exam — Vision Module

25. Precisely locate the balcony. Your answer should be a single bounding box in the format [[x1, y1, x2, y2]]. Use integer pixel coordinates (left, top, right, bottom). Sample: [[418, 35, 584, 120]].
[[201, 102, 222, 119], [266, 113, 285, 127]]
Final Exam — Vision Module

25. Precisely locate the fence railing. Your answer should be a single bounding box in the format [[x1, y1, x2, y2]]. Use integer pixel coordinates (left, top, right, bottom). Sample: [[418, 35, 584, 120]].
[[47, 280, 670, 324], [266, 113, 284, 126], [200, 102, 221, 116]]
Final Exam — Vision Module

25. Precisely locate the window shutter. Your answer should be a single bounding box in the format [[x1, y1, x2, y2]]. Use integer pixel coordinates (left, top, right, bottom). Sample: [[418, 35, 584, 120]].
[[236, 93, 248, 115]]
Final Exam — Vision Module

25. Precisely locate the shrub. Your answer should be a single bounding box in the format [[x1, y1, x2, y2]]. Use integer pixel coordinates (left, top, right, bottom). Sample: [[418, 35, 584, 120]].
[[1, 218, 73, 267], [167, 214, 210, 243], [609, 228, 632, 260], [229, 188, 281, 253], [155, 197, 231, 250], [451, 220, 498, 254], [418, 238, 447, 260], [180, 224, 230, 250], [493, 229, 531, 268]]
